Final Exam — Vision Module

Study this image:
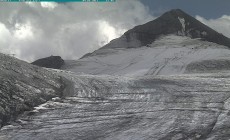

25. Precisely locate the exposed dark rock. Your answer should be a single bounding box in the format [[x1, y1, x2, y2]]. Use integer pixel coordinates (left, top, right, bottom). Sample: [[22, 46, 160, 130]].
[[99, 9, 230, 50], [124, 9, 230, 47], [32, 56, 65, 69]]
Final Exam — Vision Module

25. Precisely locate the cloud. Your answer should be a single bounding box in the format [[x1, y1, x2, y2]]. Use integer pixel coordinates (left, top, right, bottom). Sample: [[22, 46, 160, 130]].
[[40, 2, 58, 10], [0, 23, 12, 52], [196, 15, 230, 38], [0, 1, 153, 62]]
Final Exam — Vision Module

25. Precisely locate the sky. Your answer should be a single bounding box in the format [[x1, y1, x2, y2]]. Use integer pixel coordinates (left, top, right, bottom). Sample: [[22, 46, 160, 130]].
[[0, 0, 230, 62], [142, 0, 230, 19]]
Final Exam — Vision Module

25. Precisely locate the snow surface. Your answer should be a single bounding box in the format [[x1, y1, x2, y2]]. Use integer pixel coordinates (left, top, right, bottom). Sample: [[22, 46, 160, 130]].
[[62, 35, 230, 76], [2, 70, 230, 140], [2, 32, 230, 140], [0, 52, 63, 128]]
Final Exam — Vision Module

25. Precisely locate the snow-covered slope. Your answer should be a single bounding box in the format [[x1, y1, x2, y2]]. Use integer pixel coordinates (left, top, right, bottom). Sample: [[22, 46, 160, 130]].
[[2, 70, 230, 140], [62, 35, 230, 76], [62, 9, 230, 76], [0, 53, 63, 127]]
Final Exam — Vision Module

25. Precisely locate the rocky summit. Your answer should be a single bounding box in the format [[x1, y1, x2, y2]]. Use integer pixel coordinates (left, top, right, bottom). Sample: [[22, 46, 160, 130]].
[[99, 9, 230, 49]]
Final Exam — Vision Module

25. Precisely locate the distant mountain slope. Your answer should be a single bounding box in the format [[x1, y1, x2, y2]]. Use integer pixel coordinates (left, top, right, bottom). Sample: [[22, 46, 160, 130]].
[[62, 35, 230, 76], [62, 9, 230, 76], [98, 9, 230, 50], [0, 53, 63, 127]]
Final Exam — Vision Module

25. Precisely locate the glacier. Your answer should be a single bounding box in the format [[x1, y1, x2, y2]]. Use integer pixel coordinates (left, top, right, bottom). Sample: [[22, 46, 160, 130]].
[[2, 9, 230, 140], [1, 70, 230, 139]]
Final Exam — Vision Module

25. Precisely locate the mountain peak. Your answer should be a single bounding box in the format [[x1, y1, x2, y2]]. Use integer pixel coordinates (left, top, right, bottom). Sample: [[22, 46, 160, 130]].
[[103, 9, 230, 49], [164, 9, 186, 16]]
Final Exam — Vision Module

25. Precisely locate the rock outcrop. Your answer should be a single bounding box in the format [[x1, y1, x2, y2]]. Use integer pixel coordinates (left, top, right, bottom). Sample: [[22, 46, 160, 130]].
[[32, 56, 64, 69]]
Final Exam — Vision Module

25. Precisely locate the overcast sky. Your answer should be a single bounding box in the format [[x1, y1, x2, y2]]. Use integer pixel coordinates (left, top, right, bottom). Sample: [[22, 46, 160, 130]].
[[0, 0, 230, 62]]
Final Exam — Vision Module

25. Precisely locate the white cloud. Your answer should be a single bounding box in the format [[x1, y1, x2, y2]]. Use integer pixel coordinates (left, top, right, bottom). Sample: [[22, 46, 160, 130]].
[[98, 20, 126, 46], [40, 2, 58, 10], [0, 22, 12, 53], [14, 22, 33, 39], [0, 1, 154, 62], [196, 15, 230, 38]]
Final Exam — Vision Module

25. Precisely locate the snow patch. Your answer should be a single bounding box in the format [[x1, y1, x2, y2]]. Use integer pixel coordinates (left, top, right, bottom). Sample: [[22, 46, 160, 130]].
[[201, 31, 207, 36], [178, 17, 186, 35]]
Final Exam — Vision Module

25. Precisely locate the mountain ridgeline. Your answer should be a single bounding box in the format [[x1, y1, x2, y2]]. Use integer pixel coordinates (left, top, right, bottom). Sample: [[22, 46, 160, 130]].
[[66, 9, 230, 76], [100, 9, 230, 49]]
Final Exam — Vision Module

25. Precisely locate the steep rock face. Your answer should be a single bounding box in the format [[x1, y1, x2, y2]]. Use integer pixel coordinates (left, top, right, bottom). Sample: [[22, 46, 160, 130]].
[[0, 54, 63, 127], [32, 56, 64, 69], [97, 9, 230, 50]]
